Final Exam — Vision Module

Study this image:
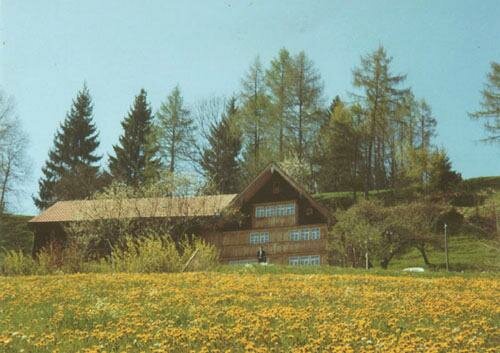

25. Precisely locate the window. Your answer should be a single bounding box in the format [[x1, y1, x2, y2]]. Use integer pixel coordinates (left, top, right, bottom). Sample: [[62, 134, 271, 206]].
[[249, 232, 270, 244], [288, 227, 320, 241], [289, 255, 320, 266], [255, 203, 295, 218]]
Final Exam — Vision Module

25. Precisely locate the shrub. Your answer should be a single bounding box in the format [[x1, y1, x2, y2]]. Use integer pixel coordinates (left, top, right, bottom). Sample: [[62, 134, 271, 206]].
[[0, 250, 36, 275], [179, 237, 219, 271], [106, 235, 219, 273], [109, 236, 182, 273]]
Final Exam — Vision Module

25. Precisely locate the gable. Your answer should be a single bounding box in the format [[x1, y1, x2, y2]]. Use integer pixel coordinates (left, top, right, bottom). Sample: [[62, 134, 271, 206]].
[[229, 163, 331, 224]]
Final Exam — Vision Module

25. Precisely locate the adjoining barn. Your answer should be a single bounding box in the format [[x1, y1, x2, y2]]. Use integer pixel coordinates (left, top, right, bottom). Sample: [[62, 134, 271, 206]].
[[29, 163, 332, 265]]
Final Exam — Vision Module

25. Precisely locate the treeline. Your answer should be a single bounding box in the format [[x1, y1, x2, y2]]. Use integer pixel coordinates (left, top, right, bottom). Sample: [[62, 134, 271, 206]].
[[34, 46, 462, 210]]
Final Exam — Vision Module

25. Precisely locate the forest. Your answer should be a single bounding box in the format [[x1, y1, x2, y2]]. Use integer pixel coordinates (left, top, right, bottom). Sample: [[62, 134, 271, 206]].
[[0, 46, 499, 272]]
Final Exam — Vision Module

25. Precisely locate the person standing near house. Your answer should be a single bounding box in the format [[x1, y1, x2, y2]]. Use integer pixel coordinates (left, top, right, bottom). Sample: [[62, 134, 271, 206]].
[[257, 246, 267, 264]]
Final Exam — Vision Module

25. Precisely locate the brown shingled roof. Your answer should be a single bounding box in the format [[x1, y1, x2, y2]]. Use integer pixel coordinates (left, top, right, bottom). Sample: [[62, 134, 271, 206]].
[[29, 194, 237, 223]]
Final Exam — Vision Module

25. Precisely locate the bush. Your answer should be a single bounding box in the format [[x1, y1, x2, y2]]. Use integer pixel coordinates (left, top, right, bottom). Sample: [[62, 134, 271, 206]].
[[109, 236, 182, 273], [179, 237, 220, 271], [106, 235, 219, 273], [0, 250, 36, 275]]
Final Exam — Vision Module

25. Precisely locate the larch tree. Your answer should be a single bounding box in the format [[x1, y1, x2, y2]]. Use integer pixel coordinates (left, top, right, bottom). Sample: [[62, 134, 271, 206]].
[[265, 48, 294, 160], [353, 46, 409, 194], [289, 51, 323, 162], [470, 61, 500, 144], [108, 89, 161, 187], [238, 56, 272, 177], [200, 97, 242, 194], [34, 85, 103, 210], [157, 85, 195, 174]]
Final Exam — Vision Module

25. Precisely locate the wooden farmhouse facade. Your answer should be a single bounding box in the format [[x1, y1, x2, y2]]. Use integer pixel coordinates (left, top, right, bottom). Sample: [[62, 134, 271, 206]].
[[29, 164, 332, 265]]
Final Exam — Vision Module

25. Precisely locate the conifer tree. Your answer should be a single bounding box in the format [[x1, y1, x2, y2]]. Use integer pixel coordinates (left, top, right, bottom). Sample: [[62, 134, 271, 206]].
[[200, 97, 242, 194], [353, 46, 409, 194], [34, 85, 102, 210], [157, 85, 195, 173], [265, 48, 293, 160], [289, 51, 323, 161], [315, 99, 362, 193], [239, 57, 272, 176], [470, 61, 500, 144], [109, 89, 160, 187]]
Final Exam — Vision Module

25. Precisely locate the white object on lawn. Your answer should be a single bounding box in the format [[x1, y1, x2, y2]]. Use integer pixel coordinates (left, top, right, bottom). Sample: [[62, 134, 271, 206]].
[[402, 267, 425, 273]]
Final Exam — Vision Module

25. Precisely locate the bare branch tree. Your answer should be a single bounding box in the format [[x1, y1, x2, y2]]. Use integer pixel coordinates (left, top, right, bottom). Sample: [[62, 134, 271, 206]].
[[0, 90, 31, 215], [190, 96, 227, 174]]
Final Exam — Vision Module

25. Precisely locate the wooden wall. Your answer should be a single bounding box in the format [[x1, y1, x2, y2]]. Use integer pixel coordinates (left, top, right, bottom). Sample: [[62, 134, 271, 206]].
[[208, 224, 329, 265]]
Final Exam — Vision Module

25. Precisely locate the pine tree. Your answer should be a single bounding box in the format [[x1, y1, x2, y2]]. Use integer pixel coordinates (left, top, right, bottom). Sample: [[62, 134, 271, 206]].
[[34, 85, 102, 210], [200, 97, 242, 194], [157, 85, 195, 173], [429, 150, 462, 193], [470, 61, 500, 144], [109, 89, 160, 187], [315, 99, 362, 193]]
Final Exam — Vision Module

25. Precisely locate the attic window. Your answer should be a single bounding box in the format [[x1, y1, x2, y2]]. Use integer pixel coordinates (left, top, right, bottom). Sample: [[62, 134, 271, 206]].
[[306, 207, 313, 216], [272, 181, 280, 194]]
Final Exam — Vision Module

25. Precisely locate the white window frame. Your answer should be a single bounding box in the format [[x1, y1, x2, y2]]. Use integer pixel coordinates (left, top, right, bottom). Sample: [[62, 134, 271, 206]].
[[288, 227, 321, 241], [249, 231, 270, 244], [255, 202, 296, 219], [289, 255, 321, 266]]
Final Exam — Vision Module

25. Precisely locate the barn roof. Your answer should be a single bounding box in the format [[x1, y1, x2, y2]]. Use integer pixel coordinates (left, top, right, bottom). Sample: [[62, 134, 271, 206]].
[[29, 194, 237, 223]]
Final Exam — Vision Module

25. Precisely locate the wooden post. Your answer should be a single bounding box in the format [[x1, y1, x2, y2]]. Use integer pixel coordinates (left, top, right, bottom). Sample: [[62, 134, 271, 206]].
[[182, 248, 200, 273], [444, 223, 449, 271], [365, 239, 369, 270]]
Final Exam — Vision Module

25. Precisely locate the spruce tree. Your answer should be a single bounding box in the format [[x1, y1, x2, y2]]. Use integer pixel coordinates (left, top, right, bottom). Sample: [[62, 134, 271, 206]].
[[200, 98, 242, 194], [34, 85, 102, 210], [157, 85, 195, 173], [108, 89, 160, 187]]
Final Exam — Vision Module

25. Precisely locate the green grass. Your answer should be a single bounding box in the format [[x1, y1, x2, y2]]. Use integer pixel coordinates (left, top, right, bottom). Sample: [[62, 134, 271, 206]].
[[389, 234, 500, 272]]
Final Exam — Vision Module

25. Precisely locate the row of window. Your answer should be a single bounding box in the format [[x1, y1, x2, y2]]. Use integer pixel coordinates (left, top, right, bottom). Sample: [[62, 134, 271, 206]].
[[249, 232, 270, 244], [229, 255, 321, 266], [249, 227, 321, 244], [289, 227, 320, 241], [289, 255, 321, 266], [255, 203, 295, 218]]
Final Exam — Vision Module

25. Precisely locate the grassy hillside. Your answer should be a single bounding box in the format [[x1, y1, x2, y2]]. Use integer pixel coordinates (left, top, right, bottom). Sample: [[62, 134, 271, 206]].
[[0, 272, 498, 352], [389, 234, 500, 271]]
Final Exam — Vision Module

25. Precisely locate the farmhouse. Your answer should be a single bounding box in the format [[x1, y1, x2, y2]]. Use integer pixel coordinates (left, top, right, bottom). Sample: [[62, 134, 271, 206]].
[[29, 163, 332, 265]]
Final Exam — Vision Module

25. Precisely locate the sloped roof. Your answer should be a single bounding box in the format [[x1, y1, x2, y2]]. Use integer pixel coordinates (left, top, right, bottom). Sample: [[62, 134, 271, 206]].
[[229, 163, 331, 221], [29, 163, 331, 225], [29, 194, 237, 223]]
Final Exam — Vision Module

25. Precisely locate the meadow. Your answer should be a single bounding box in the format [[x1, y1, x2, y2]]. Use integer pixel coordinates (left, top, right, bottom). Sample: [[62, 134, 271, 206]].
[[0, 271, 498, 352]]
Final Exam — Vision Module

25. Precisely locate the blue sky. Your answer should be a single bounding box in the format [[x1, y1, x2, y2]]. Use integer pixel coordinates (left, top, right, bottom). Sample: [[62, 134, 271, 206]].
[[1, 0, 499, 215]]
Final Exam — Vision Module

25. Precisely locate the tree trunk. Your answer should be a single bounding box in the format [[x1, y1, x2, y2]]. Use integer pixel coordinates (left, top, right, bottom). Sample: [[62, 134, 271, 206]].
[[417, 244, 432, 266], [0, 160, 11, 216]]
